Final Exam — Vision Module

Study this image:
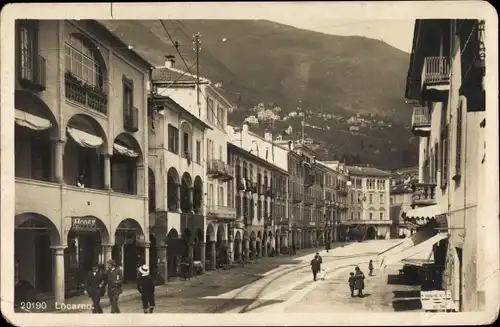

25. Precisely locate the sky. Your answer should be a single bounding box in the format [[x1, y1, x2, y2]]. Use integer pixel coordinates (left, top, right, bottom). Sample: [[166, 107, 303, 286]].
[[272, 18, 416, 53]]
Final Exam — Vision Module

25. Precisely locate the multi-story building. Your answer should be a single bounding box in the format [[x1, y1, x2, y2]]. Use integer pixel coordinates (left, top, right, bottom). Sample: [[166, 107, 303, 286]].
[[227, 122, 289, 259], [402, 19, 491, 312], [320, 161, 350, 241], [344, 166, 392, 240], [150, 56, 235, 272], [389, 167, 418, 238], [14, 20, 153, 303], [148, 61, 213, 280]]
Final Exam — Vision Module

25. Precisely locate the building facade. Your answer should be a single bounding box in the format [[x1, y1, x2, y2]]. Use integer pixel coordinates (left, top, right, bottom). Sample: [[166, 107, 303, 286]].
[[14, 20, 152, 303], [404, 19, 488, 312], [344, 166, 392, 240], [151, 56, 235, 272], [390, 166, 419, 238]]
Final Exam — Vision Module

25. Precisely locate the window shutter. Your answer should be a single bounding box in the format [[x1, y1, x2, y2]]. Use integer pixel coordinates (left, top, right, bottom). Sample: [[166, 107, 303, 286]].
[[441, 125, 449, 187], [455, 99, 463, 176]]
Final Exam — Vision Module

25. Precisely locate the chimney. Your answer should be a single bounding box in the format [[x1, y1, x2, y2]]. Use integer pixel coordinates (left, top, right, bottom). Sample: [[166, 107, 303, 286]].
[[242, 121, 249, 133], [165, 55, 175, 68], [264, 130, 272, 141]]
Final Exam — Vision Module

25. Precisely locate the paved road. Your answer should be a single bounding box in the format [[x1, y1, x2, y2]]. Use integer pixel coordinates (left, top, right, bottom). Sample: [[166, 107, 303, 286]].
[[50, 240, 417, 314], [97, 240, 402, 313]]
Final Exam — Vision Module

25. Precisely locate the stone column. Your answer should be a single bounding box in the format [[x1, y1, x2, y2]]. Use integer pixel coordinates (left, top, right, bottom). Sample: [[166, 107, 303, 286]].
[[244, 239, 250, 260], [263, 238, 268, 257], [251, 239, 256, 259], [51, 246, 66, 305], [188, 187, 194, 213], [143, 242, 150, 266], [102, 244, 113, 270], [103, 153, 111, 190], [52, 138, 64, 183], [209, 241, 216, 270], [239, 193, 244, 219], [199, 242, 206, 273], [156, 241, 168, 283], [276, 235, 281, 255], [176, 183, 181, 213], [188, 242, 194, 276]]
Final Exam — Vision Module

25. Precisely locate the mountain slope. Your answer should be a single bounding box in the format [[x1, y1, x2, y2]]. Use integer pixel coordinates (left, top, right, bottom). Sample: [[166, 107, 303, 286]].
[[101, 19, 417, 169]]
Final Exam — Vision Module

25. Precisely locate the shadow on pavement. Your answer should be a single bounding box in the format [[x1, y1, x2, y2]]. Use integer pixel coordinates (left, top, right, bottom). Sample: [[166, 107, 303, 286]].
[[387, 274, 420, 286], [240, 299, 284, 313], [392, 298, 422, 311], [360, 293, 371, 298]]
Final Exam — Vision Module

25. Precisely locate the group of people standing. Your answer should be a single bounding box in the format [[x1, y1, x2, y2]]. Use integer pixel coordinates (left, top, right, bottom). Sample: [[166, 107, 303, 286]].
[[84, 259, 156, 314], [310, 252, 375, 298]]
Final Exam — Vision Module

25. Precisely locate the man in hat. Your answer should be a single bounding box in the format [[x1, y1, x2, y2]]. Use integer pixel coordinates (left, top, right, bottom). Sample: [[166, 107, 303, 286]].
[[84, 264, 105, 313], [102, 259, 123, 313], [137, 264, 155, 313]]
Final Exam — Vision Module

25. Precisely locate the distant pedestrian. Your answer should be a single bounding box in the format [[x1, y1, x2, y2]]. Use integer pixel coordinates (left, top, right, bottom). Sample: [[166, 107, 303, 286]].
[[316, 252, 323, 270], [84, 264, 104, 313], [102, 259, 123, 313], [137, 265, 155, 314], [310, 254, 321, 281], [325, 242, 330, 253], [354, 266, 365, 297], [368, 260, 374, 276], [348, 272, 356, 297]]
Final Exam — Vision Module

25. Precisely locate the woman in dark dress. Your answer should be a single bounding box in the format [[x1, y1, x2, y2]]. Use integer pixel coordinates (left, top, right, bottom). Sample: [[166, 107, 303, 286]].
[[354, 266, 365, 297], [137, 265, 155, 313]]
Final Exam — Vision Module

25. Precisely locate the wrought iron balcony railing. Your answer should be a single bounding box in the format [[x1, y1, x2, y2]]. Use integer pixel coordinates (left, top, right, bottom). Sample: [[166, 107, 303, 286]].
[[411, 106, 431, 136], [422, 56, 451, 87], [65, 71, 108, 114], [411, 183, 437, 207], [206, 204, 236, 220], [124, 106, 139, 132], [207, 159, 234, 181]]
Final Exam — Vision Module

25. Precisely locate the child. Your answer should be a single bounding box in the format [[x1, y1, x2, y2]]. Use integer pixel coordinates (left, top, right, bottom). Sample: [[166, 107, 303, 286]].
[[348, 272, 355, 297], [368, 260, 374, 276]]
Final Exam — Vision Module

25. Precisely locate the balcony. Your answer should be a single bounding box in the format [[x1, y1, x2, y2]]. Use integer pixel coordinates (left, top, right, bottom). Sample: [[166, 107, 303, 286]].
[[65, 72, 108, 115], [207, 159, 234, 181], [411, 107, 431, 136], [292, 192, 302, 203], [421, 56, 451, 101], [19, 55, 46, 92], [124, 106, 139, 133], [411, 183, 437, 207], [206, 204, 236, 221], [304, 195, 314, 206]]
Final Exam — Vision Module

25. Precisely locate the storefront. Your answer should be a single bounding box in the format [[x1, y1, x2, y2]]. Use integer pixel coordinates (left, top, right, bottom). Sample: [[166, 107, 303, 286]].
[[64, 216, 104, 297]]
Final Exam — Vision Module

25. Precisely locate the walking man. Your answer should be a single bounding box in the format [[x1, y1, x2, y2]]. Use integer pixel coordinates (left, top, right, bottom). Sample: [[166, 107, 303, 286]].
[[84, 264, 104, 313], [102, 259, 123, 313], [137, 265, 155, 314], [310, 254, 321, 281]]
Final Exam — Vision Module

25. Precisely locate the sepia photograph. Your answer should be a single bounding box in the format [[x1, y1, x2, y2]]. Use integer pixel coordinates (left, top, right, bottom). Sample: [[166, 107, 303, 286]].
[[1, 2, 498, 326]]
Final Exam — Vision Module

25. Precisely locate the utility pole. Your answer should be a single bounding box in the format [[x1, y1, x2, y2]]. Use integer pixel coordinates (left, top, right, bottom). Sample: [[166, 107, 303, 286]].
[[193, 32, 201, 110]]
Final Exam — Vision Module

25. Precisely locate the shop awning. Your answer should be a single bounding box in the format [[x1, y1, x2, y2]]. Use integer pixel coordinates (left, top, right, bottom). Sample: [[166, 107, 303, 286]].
[[113, 143, 138, 158], [381, 233, 448, 268], [15, 109, 52, 131], [405, 204, 446, 220], [379, 228, 434, 257], [67, 127, 104, 148]]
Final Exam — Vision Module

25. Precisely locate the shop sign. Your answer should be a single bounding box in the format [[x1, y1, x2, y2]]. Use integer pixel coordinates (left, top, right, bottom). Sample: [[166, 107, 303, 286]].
[[420, 290, 457, 311], [72, 217, 98, 232]]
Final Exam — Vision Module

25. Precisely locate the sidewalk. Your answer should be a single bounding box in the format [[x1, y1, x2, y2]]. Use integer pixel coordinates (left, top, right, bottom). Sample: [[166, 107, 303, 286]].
[[44, 245, 329, 313]]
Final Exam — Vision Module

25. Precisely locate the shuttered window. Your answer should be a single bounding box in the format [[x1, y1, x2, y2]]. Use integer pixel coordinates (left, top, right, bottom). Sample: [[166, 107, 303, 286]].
[[441, 125, 449, 187], [455, 99, 463, 176]]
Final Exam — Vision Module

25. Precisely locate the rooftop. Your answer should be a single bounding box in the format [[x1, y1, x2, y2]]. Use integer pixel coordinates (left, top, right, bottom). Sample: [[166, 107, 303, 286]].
[[346, 165, 392, 177], [152, 66, 211, 84]]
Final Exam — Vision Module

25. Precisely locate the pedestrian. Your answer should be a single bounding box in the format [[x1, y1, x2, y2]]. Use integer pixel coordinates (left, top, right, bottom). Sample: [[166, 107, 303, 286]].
[[316, 252, 323, 269], [348, 272, 356, 297], [102, 259, 123, 313], [354, 266, 365, 297], [84, 264, 104, 313], [137, 264, 155, 314], [325, 242, 330, 253], [368, 260, 374, 276], [310, 254, 321, 281]]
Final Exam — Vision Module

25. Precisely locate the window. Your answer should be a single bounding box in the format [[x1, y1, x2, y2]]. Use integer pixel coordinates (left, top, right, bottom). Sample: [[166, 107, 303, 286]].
[[379, 193, 384, 204], [433, 143, 439, 183], [441, 125, 449, 187], [218, 186, 224, 206], [123, 77, 133, 118], [19, 24, 37, 81], [207, 98, 215, 123], [351, 212, 354, 220], [208, 183, 214, 206], [182, 132, 189, 156], [357, 212, 361, 219], [380, 212, 384, 220], [196, 140, 201, 164], [65, 35, 102, 88], [369, 194, 373, 204], [455, 100, 463, 177], [207, 139, 214, 162], [369, 212, 373, 220], [167, 124, 179, 154]]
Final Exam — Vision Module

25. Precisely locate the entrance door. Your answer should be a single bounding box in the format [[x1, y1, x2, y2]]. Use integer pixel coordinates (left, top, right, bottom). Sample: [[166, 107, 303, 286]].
[[35, 233, 52, 293]]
